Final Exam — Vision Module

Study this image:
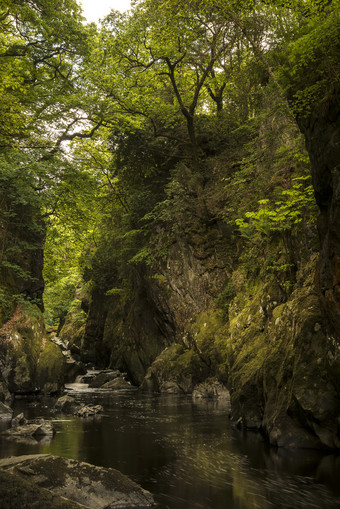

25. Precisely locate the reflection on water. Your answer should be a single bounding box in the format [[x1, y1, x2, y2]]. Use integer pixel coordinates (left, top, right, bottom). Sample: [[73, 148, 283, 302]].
[[1, 389, 340, 509]]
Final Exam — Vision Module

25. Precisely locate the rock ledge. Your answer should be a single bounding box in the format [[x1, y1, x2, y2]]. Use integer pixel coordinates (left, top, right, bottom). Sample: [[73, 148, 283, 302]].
[[0, 454, 154, 508]]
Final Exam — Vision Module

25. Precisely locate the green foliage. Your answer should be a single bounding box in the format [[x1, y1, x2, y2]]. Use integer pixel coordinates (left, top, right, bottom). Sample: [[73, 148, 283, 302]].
[[277, 0, 340, 115], [43, 274, 80, 327], [235, 175, 317, 238]]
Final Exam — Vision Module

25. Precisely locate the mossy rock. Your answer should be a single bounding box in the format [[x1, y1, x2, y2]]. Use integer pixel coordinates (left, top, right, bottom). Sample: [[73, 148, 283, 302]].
[[37, 340, 66, 394], [4, 305, 46, 393], [1, 305, 67, 395], [0, 454, 154, 508], [228, 257, 340, 448], [0, 469, 80, 509], [141, 343, 210, 393], [187, 309, 229, 381], [59, 303, 87, 348]]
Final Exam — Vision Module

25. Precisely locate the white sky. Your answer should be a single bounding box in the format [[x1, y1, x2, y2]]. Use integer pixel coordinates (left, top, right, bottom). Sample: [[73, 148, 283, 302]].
[[79, 0, 131, 23]]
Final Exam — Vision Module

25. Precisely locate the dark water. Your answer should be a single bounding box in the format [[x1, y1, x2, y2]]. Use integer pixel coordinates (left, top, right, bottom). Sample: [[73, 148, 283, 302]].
[[1, 385, 340, 509]]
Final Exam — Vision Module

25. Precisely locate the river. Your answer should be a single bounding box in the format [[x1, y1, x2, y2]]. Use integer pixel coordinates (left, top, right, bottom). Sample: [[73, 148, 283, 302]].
[[1, 384, 340, 509]]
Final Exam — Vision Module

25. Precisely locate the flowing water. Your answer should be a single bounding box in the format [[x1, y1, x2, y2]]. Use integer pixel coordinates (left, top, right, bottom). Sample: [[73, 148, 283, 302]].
[[1, 383, 340, 509]]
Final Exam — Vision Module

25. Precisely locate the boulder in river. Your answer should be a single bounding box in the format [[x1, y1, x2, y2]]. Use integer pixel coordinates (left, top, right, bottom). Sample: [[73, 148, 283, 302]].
[[88, 370, 122, 388], [159, 381, 184, 394], [11, 412, 26, 427], [102, 377, 136, 390], [55, 394, 81, 413], [192, 380, 230, 400], [75, 404, 103, 417], [2, 418, 55, 438], [0, 454, 155, 508], [55, 395, 103, 417]]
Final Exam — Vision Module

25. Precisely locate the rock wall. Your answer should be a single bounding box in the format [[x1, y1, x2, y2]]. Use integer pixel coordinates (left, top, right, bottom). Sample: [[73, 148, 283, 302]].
[[81, 270, 175, 384], [227, 256, 340, 449], [298, 86, 340, 334], [75, 88, 340, 449], [227, 88, 340, 449], [81, 222, 230, 385]]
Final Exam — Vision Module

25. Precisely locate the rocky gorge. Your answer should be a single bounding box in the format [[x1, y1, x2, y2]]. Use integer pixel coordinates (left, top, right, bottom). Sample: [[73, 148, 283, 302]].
[[1, 0, 340, 506], [1, 89, 340, 453]]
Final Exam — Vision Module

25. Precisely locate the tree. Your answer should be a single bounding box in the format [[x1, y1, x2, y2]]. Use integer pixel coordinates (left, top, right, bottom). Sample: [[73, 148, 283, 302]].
[[86, 0, 251, 171], [0, 0, 96, 321]]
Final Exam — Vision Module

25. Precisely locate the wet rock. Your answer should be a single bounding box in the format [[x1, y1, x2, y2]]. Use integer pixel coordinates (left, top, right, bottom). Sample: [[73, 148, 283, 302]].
[[0, 381, 11, 404], [0, 454, 155, 508], [11, 412, 26, 427], [0, 401, 13, 421], [75, 372, 95, 383], [192, 380, 230, 400], [69, 343, 80, 356], [2, 419, 55, 438], [159, 381, 183, 394], [141, 344, 210, 394], [88, 370, 122, 388], [55, 395, 103, 418], [75, 405, 103, 417], [102, 377, 136, 390], [55, 395, 81, 414], [50, 337, 69, 351], [64, 356, 86, 383]]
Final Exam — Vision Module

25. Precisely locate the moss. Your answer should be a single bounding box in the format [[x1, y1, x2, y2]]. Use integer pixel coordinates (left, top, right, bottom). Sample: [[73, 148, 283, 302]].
[[1, 305, 66, 394], [227, 254, 340, 447], [59, 301, 87, 348], [0, 470, 79, 509], [37, 340, 66, 393], [144, 343, 210, 393], [187, 310, 228, 380], [3, 306, 46, 392]]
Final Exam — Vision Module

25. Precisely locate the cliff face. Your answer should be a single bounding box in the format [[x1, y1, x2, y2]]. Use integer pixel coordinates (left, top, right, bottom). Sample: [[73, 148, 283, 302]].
[[0, 196, 65, 400], [299, 88, 340, 334], [81, 275, 173, 383], [81, 222, 230, 384], [226, 91, 340, 449], [74, 89, 340, 449], [227, 256, 340, 449]]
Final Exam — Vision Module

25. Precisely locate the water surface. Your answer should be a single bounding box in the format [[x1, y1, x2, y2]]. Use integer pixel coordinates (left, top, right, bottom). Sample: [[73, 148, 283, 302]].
[[1, 386, 340, 509]]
